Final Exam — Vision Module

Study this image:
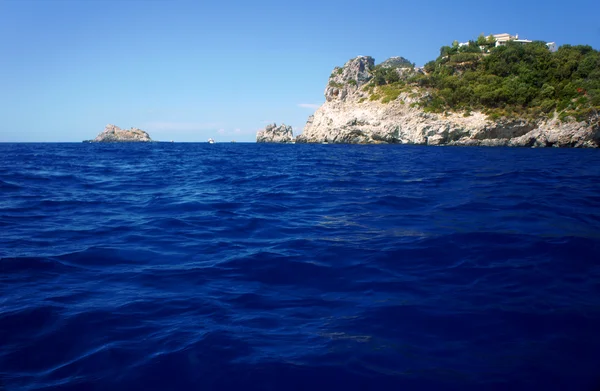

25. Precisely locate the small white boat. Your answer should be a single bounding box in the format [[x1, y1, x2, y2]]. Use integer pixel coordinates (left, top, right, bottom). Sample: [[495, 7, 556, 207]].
[[208, 138, 215, 144]]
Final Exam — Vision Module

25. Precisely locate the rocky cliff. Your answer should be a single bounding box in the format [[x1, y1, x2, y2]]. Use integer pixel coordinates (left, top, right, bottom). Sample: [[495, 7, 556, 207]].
[[87, 124, 152, 142], [296, 56, 600, 147], [256, 123, 294, 143]]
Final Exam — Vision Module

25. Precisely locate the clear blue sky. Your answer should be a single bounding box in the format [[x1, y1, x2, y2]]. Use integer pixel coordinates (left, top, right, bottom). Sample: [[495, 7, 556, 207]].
[[1, 0, 599, 142]]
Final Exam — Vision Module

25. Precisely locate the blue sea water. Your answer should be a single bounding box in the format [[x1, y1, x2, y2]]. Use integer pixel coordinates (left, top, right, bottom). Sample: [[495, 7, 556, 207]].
[[1, 142, 600, 391]]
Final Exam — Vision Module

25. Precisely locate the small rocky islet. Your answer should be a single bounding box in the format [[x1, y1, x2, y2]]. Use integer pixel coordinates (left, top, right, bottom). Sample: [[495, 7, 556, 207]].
[[84, 124, 153, 143], [256, 123, 294, 143], [258, 35, 600, 147]]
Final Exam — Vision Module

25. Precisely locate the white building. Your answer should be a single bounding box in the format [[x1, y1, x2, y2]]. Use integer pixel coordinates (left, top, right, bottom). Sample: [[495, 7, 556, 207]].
[[457, 33, 557, 52], [493, 33, 518, 45], [493, 33, 557, 52]]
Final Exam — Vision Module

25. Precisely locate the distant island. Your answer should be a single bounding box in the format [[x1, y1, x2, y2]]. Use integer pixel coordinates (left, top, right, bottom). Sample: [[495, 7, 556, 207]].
[[84, 124, 153, 143], [269, 33, 600, 147]]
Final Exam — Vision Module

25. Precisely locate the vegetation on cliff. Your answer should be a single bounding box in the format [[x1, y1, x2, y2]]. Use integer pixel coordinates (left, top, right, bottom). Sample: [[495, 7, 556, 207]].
[[419, 39, 600, 120], [364, 36, 600, 121]]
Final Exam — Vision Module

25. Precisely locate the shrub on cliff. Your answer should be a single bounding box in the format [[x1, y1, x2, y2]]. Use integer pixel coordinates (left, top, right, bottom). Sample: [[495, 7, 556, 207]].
[[371, 65, 401, 85], [417, 40, 600, 120]]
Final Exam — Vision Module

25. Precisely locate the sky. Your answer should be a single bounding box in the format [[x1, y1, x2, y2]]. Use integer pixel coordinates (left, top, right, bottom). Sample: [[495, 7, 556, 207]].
[[1, 0, 599, 142]]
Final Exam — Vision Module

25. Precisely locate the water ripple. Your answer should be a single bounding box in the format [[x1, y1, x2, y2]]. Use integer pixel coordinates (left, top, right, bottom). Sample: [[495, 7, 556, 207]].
[[1, 143, 600, 390]]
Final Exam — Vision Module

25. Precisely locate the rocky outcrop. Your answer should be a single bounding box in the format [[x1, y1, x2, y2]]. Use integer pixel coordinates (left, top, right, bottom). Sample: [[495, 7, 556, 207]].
[[256, 123, 294, 143], [86, 124, 152, 142], [296, 56, 600, 147], [379, 56, 412, 68], [325, 56, 374, 103]]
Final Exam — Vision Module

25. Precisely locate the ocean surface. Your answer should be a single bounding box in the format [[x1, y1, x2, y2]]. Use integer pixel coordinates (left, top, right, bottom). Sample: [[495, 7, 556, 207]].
[[1, 142, 600, 391]]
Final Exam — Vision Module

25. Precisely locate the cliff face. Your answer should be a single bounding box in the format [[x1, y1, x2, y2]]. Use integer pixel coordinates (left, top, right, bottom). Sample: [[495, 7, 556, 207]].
[[256, 123, 294, 143], [296, 56, 600, 147], [89, 124, 152, 142]]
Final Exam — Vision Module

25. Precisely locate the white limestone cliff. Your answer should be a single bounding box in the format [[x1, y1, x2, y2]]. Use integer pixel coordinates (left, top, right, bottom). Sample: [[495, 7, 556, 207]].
[[296, 56, 600, 147]]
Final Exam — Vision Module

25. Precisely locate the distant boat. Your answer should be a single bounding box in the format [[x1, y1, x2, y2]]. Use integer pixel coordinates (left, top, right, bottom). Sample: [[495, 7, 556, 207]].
[[208, 138, 215, 144]]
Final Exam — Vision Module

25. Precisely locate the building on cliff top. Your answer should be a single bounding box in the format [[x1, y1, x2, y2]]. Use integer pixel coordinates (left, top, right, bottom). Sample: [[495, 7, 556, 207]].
[[493, 33, 557, 52], [460, 33, 557, 52]]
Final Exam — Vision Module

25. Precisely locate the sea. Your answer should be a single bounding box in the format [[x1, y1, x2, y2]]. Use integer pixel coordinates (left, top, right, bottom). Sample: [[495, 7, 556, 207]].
[[1, 142, 600, 391]]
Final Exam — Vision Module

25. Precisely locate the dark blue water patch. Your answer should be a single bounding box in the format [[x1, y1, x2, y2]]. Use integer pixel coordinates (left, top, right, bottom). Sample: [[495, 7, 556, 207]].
[[1, 143, 600, 391]]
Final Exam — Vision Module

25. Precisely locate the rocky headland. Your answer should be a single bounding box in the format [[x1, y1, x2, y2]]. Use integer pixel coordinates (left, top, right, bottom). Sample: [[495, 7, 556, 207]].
[[85, 124, 153, 143], [295, 56, 600, 147], [256, 123, 294, 143]]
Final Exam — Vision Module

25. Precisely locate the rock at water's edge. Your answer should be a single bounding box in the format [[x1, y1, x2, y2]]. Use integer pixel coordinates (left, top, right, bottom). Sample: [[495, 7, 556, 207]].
[[256, 123, 294, 143]]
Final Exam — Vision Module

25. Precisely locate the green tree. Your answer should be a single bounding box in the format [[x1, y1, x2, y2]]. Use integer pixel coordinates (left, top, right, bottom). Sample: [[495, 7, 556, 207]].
[[476, 34, 487, 46]]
